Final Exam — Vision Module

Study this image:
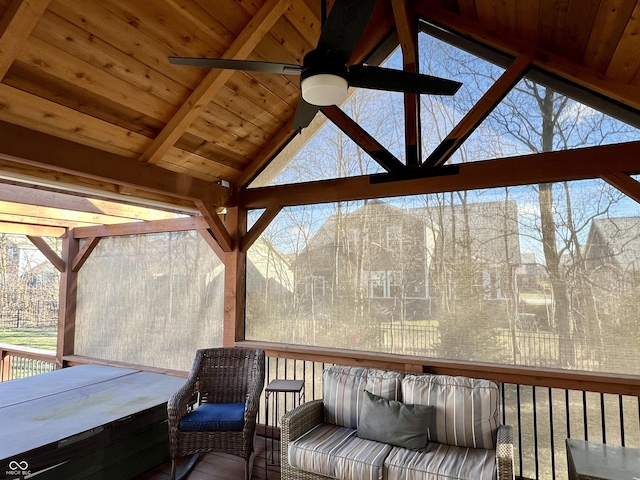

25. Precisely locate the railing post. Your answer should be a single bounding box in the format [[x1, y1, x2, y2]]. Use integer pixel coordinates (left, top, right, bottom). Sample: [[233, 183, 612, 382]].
[[1, 349, 11, 381]]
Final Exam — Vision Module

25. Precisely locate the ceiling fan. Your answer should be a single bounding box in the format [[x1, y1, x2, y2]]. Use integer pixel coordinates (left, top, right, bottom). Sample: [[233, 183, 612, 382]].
[[169, 0, 462, 130]]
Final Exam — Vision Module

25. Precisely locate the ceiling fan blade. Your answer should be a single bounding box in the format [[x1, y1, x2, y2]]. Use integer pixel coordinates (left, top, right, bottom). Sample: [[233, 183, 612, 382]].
[[316, 0, 378, 62], [168, 57, 301, 75], [293, 98, 320, 130], [348, 65, 462, 95]]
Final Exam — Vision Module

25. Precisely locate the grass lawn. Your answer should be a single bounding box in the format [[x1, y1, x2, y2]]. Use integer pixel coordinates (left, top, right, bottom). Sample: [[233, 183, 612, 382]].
[[0, 326, 57, 351]]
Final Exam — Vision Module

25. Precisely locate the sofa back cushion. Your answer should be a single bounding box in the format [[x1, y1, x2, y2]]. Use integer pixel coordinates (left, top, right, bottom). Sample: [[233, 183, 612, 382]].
[[401, 374, 499, 449], [323, 366, 404, 429]]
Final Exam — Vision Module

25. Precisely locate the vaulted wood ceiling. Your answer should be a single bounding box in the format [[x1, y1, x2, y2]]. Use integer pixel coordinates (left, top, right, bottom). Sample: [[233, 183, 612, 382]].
[[1, 0, 640, 225]]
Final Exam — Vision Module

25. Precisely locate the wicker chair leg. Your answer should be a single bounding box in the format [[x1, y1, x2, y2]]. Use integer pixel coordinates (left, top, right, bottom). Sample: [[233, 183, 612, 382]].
[[170, 459, 176, 480], [245, 450, 255, 480]]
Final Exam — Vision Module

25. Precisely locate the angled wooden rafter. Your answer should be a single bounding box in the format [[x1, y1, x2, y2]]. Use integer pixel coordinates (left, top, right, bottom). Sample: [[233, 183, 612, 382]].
[[0, 0, 52, 80], [195, 199, 233, 252], [321, 105, 405, 173], [71, 236, 100, 272], [197, 228, 225, 261], [27, 235, 65, 272], [602, 173, 640, 204], [422, 54, 532, 169], [240, 205, 282, 253], [139, 0, 291, 165]]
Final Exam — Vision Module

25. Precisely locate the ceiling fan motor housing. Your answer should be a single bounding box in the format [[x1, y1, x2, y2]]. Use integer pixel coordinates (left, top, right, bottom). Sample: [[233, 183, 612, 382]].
[[300, 49, 349, 106]]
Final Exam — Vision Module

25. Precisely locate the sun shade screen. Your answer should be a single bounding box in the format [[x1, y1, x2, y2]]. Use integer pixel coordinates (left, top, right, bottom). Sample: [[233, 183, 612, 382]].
[[75, 232, 224, 371]]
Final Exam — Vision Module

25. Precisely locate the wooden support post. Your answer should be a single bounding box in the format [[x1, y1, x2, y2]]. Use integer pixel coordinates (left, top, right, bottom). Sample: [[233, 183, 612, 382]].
[[57, 229, 79, 369], [223, 207, 247, 346], [392, 0, 420, 169]]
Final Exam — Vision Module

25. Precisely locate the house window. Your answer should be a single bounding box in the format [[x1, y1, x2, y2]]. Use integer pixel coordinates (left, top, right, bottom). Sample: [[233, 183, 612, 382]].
[[388, 271, 402, 298], [369, 271, 402, 298], [312, 276, 326, 297], [370, 271, 385, 297], [386, 226, 403, 251]]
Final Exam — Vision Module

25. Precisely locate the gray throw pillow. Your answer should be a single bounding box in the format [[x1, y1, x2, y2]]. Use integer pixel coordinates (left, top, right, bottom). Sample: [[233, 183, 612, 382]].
[[357, 390, 433, 450]]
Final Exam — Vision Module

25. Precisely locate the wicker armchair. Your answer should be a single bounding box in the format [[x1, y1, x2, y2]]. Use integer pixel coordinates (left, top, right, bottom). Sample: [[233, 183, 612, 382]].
[[167, 347, 265, 480]]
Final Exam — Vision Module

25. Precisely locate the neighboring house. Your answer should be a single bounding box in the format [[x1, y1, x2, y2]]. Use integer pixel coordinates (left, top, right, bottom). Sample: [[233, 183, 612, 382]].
[[247, 236, 294, 298], [294, 200, 521, 322], [517, 252, 547, 292], [585, 217, 640, 297], [0, 234, 58, 326]]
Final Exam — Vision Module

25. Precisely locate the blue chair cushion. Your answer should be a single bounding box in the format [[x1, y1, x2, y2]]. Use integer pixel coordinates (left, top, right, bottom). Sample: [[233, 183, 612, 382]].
[[179, 402, 245, 431]]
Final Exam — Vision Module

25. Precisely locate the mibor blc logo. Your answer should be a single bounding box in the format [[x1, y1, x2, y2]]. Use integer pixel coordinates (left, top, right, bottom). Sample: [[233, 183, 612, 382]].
[[5, 460, 30, 478]]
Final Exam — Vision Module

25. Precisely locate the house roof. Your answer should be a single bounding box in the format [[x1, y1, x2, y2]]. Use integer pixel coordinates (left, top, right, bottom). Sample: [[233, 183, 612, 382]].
[[586, 217, 640, 271], [1, 0, 640, 229]]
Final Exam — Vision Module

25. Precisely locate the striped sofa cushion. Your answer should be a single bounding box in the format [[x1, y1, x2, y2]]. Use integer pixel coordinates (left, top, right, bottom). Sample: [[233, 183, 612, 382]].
[[288, 422, 393, 480], [384, 442, 497, 480], [323, 366, 404, 429], [401, 374, 499, 449]]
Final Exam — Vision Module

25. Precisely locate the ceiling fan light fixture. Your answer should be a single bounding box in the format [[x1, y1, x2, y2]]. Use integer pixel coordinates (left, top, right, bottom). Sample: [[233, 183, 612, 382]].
[[301, 73, 348, 106]]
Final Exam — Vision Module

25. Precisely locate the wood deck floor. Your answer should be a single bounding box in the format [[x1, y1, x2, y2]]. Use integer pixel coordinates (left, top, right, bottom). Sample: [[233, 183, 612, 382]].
[[136, 436, 281, 480]]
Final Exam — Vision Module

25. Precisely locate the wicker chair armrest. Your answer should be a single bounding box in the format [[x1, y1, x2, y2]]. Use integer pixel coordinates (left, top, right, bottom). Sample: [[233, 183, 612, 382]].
[[496, 424, 515, 480], [167, 376, 198, 428], [281, 400, 324, 469]]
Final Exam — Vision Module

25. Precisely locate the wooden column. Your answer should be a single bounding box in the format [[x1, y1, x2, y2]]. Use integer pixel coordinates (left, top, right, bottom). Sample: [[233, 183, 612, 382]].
[[223, 206, 247, 346], [57, 229, 79, 368]]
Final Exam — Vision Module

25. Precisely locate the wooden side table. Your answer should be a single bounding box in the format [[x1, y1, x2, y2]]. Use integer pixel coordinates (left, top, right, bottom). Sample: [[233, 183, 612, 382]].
[[264, 379, 304, 479], [566, 438, 640, 480]]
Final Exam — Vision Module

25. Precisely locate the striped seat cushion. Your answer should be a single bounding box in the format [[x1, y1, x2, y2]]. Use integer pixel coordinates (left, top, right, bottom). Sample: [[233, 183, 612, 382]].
[[401, 375, 499, 449], [323, 366, 404, 429], [288, 422, 393, 480], [384, 442, 497, 480]]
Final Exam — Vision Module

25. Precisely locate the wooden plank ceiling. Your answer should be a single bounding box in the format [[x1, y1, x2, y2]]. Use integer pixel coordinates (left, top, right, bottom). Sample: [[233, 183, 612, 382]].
[[1, 0, 640, 227]]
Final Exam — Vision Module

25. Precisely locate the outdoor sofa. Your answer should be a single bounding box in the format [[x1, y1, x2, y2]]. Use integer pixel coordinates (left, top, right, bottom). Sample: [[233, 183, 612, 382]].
[[281, 365, 514, 480]]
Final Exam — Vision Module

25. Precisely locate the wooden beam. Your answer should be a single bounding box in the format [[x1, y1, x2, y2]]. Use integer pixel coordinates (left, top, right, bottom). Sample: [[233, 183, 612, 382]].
[[0, 161, 201, 212], [0, 0, 51, 80], [72, 236, 100, 272], [602, 173, 640, 204], [195, 200, 233, 252], [139, 0, 291, 165], [0, 213, 94, 229], [0, 183, 178, 221], [392, 0, 420, 168], [321, 105, 405, 173], [240, 205, 282, 253], [422, 54, 532, 168], [0, 121, 232, 206], [73, 216, 206, 239], [197, 228, 225, 262], [27, 235, 64, 272], [241, 141, 640, 208], [0, 199, 146, 226], [0, 221, 64, 237]]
